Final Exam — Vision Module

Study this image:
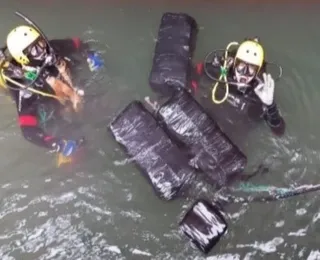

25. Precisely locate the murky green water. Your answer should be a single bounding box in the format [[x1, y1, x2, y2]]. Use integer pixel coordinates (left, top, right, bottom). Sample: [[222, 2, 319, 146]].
[[1, 1, 320, 259]]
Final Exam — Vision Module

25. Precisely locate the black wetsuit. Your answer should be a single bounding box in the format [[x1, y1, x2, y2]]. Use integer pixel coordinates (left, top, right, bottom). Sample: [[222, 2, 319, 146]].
[[3, 38, 88, 150], [192, 54, 285, 137]]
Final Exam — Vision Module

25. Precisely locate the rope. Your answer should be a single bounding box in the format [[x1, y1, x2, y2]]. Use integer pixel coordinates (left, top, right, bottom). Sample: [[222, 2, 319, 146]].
[[220, 182, 320, 204]]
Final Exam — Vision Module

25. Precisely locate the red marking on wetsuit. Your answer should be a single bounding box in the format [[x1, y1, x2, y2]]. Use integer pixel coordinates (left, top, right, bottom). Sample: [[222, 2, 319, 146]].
[[196, 63, 203, 75], [18, 115, 38, 126], [44, 136, 54, 141], [72, 37, 80, 49], [191, 80, 198, 93]]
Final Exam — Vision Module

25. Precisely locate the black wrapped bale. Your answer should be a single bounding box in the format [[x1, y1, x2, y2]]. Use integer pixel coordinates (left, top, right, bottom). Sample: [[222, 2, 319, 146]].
[[109, 101, 195, 200], [156, 90, 247, 186], [179, 199, 228, 254], [149, 12, 198, 96]]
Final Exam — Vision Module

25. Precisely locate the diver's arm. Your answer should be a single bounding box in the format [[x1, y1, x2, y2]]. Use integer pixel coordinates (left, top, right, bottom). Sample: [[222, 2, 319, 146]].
[[55, 58, 73, 87], [264, 102, 286, 136]]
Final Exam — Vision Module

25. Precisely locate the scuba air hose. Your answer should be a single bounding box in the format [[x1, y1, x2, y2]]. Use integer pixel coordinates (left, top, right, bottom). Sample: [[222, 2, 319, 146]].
[[211, 41, 238, 104], [0, 54, 63, 102], [204, 42, 283, 105]]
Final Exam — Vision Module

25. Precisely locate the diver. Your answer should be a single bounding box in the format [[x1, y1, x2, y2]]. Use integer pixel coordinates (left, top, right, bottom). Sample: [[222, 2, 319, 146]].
[[0, 20, 90, 157], [191, 38, 285, 136]]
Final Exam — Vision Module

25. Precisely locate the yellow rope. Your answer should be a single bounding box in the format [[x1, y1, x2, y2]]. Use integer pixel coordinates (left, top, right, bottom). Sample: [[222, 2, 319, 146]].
[[211, 41, 239, 104], [2, 74, 65, 103]]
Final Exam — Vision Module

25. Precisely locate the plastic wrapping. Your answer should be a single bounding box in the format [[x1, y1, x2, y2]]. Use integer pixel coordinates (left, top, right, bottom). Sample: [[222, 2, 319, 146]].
[[149, 12, 198, 96], [157, 90, 247, 186], [109, 101, 195, 200], [179, 199, 228, 254]]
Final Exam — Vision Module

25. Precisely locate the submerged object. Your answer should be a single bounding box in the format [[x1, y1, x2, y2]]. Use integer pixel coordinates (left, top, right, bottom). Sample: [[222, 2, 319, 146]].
[[156, 90, 247, 186], [108, 101, 195, 200], [149, 12, 198, 96], [87, 52, 103, 71], [179, 199, 228, 254]]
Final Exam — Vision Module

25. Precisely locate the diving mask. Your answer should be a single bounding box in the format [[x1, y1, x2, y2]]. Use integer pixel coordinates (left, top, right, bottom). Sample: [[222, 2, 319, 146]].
[[234, 60, 258, 86], [24, 37, 48, 61]]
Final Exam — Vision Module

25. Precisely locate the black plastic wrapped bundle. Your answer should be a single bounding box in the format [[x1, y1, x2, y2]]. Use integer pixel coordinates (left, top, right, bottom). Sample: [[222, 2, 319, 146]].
[[149, 12, 198, 96], [156, 90, 247, 186], [179, 199, 228, 254], [108, 101, 195, 200]]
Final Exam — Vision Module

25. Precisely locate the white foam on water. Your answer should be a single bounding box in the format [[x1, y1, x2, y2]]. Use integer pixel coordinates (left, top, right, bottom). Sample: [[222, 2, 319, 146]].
[[275, 220, 285, 228], [206, 253, 240, 260], [113, 158, 132, 166], [243, 251, 257, 260], [120, 210, 143, 222], [228, 206, 248, 220], [236, 237, 284, 253], [74, 200, 112, 216], [312, 212, 320, 223], [1, 183, 11, 188], [296, 208, 307, 216], [131, 248, 152, 256], [106, 245, 121, 254], [307, 250, 320, 260], [288, 226, 308, 237]]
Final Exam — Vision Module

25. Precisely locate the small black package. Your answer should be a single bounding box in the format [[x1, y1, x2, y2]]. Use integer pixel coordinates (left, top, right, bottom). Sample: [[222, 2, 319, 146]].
[[179, 199, 228, 254]]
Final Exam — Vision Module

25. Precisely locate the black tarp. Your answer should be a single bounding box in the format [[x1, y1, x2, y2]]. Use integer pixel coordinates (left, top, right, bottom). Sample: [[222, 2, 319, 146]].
[[108, 101, 195, 200], [156, 90, 247, 186], [149, 12, 198, 96], [179, 199, 228, 254]]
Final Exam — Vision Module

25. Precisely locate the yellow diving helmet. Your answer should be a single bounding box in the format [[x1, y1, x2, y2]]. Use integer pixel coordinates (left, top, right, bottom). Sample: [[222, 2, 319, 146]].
[[6, 25, 41, 65], [235, 39, 264, 71]]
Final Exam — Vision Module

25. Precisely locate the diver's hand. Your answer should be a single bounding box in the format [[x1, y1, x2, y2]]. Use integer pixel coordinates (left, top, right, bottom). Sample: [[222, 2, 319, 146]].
[[44, 54, 57, 66], [254, 73, 275, 106], [7, 63, 24, 78]]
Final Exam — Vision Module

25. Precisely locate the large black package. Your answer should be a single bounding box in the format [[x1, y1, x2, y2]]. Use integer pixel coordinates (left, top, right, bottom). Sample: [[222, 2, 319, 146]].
[[149, 12, 198, 96], [156, 90, 247, 186], [179, 199, 228, 254], [108, 101, 195, 200]]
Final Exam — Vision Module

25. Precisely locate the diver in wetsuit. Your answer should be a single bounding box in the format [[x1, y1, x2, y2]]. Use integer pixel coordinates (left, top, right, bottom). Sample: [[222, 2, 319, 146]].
[[192, 38, 285, 136], [0, 25, 88, 156]]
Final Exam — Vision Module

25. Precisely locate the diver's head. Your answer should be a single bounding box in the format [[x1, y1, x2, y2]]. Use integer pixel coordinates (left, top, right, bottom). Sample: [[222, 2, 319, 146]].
[[6, 25, 48, 66], [234, 38, 264, 87]]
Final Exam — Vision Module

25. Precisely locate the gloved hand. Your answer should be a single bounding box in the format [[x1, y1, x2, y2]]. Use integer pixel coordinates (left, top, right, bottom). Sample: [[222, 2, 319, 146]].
[[44, 53, 57, 66], [7, 63, 24, 78], [254, 73, 275, 106], [53, 138, 85, 157]]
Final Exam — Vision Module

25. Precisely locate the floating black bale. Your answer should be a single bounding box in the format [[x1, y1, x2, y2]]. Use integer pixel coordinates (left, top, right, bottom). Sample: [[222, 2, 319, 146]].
[[156, 91, 247, 186], [149, 12, 198, 96], [109, 101, 195, 200], [179, 199, 228, 254]]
